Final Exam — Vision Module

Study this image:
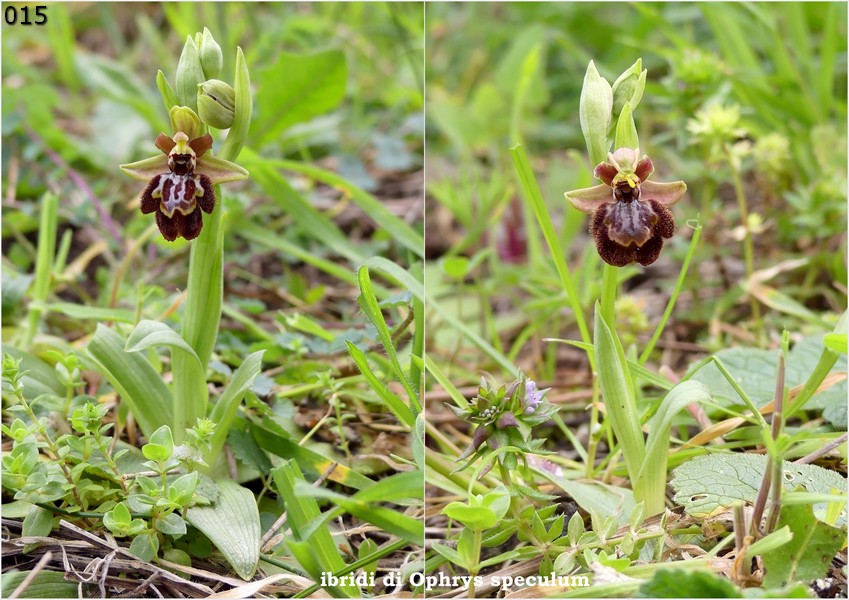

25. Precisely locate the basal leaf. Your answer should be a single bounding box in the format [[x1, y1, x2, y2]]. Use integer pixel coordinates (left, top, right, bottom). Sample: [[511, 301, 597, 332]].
[[636, 569, 741, 598], [185, 479, 260, 580], [86, 324, 173, 438], [209, 350, 265, 458], [671, 454, 847, 525], [761, 502, 845, 587]]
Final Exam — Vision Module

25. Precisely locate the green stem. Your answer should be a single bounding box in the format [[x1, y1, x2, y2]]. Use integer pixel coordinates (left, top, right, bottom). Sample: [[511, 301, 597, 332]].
[[639, 222, 702, 364], [600, 263, 617, 326], [585, 375, 601, 478], [171, 47, 251, 441], [729, 153, 762, 341], [26, 193, 58, 347]]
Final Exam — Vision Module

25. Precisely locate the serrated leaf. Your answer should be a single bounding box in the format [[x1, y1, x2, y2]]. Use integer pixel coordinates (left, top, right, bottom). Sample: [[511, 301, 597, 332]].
[[761, 502, 845, 587], [671, 454, 847, 525], [227, 427, 273, 474], [687, 337, 847, 417], [185, 479, 260, 580]]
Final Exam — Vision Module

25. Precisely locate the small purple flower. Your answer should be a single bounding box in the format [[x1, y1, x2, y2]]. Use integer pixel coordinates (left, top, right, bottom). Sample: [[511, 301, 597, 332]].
[[523, 380, 544, 415]]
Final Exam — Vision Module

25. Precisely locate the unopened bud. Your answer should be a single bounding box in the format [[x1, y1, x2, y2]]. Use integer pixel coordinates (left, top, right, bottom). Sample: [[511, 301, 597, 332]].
[[611, 58, 647, 116], [175, 35, 205, 113], [169, 106, 203, 140], [197, 79, 236, 129], [199, 28, 223, 79], [579, 61, 614, 166]]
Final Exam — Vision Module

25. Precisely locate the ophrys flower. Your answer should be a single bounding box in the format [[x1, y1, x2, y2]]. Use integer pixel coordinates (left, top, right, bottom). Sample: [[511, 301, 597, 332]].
[[565, 147, 686, 267]]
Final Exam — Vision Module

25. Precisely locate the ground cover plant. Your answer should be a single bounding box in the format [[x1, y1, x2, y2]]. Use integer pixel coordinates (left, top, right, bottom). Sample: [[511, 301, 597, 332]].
[[425, 3, 847, 597], [2, 3, 424, 597]]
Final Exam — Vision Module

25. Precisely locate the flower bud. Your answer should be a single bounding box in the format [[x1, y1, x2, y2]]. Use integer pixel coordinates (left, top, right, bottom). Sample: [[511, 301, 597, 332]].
[[199, 28, 223, 79], [611, 58, 647, 117], [197, 79, 236, 129], [579, 61, 613, 166], [169, 106, 203, 140], [175, 35, 205, 113]]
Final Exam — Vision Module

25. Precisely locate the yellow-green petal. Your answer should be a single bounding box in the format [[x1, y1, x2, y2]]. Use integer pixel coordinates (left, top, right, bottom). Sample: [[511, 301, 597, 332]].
[[196, 155, 249, 184], [640, 180, 687, 207], [564, 183, 613, 213], [120, 155, 169, 181]]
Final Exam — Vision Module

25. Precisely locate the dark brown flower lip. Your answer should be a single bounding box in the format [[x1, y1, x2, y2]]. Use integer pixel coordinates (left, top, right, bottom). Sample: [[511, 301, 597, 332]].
[[564, 147, 685, 267], [133, 132, 220, 242], [591, 196, 675, 267]]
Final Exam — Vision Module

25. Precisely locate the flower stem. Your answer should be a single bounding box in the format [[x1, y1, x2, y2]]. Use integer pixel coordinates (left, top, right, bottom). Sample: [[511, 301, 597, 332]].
[[600, 263, 617, 326], [728, 153, 763, 341], [171, 47, 251, 443]]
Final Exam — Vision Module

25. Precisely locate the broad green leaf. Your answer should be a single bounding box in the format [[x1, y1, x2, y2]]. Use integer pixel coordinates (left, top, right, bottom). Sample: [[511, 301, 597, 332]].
[[443, 502, 498, 530], [125, 320, 201, 366], [186, 479, 260, 580], [687, 336, 847, 425], [0, 571, 82, 598], [86, 324, 172, 438], [42, 302, 136, 323], [636, 569, 742, 598], [761, 502, 845, 587], [638, 380, 712, 500], [671, 454, 847, 525], [431, 542, 464, 568], [253, 50, 346, 145], [22, 505, 53, 538], [594, 304, 648, 509], [543, 474, 636, 528], [209, 351, 265, 458]]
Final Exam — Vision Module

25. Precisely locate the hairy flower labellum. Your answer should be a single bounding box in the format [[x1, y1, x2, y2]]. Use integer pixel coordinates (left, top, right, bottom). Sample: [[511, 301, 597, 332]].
[[565, 148, 686, 267], [138, 132, 215, 241], [121, 124, 248, 242], [591, 181, 676, 267]]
